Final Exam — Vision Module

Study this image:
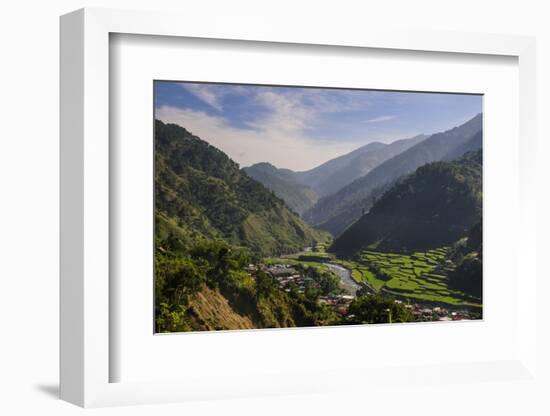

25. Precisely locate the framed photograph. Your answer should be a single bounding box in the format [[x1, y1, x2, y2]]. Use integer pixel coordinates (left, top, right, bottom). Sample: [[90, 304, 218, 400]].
[[60, 8, 538, 408], [152, 81, 483, 333]]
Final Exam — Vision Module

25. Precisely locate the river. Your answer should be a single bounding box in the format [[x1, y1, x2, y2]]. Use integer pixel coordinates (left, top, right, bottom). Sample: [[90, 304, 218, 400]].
[[326, 263, 361, 295]]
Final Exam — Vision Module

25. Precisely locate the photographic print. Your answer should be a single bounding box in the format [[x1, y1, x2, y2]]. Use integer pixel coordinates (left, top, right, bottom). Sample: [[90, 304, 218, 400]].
[[154, 81, 482, 333]]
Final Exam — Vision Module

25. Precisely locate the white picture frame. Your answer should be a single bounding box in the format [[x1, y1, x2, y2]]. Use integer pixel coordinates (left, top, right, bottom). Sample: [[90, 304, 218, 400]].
[[60, 7, 538, 408]]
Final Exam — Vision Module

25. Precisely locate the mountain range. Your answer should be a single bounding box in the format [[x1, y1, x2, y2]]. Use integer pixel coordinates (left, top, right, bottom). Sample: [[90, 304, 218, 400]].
[[302, 114, 483, 235], [330, 150, 482, 255], [244, 133, 427, 215]]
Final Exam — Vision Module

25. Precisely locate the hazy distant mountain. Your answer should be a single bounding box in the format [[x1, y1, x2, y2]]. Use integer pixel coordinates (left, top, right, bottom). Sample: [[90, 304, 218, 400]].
[[304, 114, 483, 235], [330, 150, 482, 255], [297, 134, 427, 197], [243, 163, 319, 216], [293, 141, 386, 196], [245, 133, 427, 215], [443, 130, 482, 161]]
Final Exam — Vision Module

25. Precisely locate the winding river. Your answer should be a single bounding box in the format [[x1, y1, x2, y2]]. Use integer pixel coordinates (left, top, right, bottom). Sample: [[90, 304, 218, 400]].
[[326, 263, 361, 295]]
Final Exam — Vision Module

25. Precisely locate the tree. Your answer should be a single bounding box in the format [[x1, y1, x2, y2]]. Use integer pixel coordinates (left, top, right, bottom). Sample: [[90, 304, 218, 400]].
[[255, 270, 276, 299], [155, 254, 206, 307], [155, 303, 191, 333], [346, 294, 413, 324]]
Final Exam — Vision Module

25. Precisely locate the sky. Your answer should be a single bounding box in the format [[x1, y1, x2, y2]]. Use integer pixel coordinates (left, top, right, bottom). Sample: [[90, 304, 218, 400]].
[[154, 81, 482, 171]]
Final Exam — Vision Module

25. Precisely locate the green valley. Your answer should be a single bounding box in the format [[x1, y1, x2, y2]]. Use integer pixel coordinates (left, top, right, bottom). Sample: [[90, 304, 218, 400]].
[[153, 82, 484, 331]]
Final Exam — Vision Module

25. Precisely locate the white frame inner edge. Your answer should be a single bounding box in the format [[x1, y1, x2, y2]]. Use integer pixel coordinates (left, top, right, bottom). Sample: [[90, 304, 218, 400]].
[[60, 7, 537, 408]]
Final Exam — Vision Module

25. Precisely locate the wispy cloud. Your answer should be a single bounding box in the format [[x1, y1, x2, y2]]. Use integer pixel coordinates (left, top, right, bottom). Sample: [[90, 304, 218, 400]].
[[157, 86, 373, 170], [181, 84, 225, 111], [155, 82, 483, 170], [247, 90, 315, 134], [365, 115, 396, 123], [156, 104, 358, 171]]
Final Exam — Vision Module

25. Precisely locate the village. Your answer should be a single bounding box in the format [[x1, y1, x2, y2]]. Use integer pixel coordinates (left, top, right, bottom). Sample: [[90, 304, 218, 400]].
[[255, 263, 478, 323]]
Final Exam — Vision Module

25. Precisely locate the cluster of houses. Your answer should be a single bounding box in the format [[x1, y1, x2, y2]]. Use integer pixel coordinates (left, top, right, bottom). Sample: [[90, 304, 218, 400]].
[[401, 301, 476, 321], [318, 294, 355, 314], [265, 264, 355, 311], [248, 263, 478, 321], [265, 264, 309, 293]]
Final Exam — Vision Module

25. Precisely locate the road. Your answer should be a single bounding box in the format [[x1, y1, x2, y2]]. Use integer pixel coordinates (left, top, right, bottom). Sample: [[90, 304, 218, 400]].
[[326, 263, 362, 295]]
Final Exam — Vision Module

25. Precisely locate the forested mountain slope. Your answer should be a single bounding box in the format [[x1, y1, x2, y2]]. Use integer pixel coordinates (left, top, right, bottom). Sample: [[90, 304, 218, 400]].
[[448, 221, 483, 298], [330, 150, 482, 255], [155, 119, 325, 257], [155, 120, 334, 332]]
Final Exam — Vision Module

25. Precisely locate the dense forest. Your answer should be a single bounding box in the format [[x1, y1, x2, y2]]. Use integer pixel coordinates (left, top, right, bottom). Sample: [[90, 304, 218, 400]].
[[155, 238, 342, 332], [330, 150, 482, 254], [448, 221, 483, 298], [155, 120, 326, 257]]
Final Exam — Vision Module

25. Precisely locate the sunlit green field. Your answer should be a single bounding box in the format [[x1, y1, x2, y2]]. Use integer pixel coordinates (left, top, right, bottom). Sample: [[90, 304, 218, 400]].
[[347, 249, 481, 306], [264, 251, 331, 273]]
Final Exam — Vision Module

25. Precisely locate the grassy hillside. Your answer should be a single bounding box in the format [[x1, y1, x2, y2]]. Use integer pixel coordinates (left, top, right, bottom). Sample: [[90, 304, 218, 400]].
[[330, 150, 482, 255], [155, 238, 339, 332], [185, 285, 256, 331]]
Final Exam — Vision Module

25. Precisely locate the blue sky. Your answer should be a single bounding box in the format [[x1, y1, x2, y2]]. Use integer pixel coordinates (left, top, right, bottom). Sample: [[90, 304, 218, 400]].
[[155, 81, 482, 171]]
